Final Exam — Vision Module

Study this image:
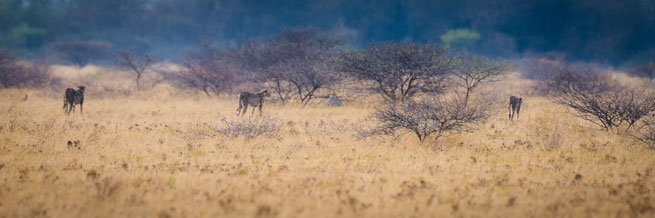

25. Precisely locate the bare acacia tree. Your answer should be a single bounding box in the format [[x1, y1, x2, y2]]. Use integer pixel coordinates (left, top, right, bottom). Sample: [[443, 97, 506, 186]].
[[115, 51, 155, 91], [231, 41, 294, 103], [636, 117, 655, 149], [171, 48, 240, 95], [270, 48, 340, 105], [338, 42, 450, 102], [617, 89, 655, 132], [232, 27, 344, 104], [543, 65, 655, 133], [366, 98, 489, 142], [450, 53, 512, 105]]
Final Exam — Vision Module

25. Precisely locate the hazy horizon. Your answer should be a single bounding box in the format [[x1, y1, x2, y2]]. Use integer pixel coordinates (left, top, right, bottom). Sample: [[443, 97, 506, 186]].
[[1, 0, 654, 65]]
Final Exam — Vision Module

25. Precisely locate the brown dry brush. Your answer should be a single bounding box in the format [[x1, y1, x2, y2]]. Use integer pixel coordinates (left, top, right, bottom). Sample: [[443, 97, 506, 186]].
[[0, 47, 51, 88], [114, 51, 155, 91], [212, 116, 280, 139], [231, 28, 344, 104], [618, 89, 655, 132], [231, 41, 294, 103], [170, 47, 241, 96], [450, 53, 513, 106], [542, 65, 655, 133], [338, 42, 451, 103], [271, 48, 342, 105], [363, 98, 490, 143], [636, 117, 655, 149]]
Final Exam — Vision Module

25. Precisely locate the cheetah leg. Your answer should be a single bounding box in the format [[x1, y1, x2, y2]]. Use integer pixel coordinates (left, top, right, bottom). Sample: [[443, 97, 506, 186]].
[[516, 107, 520, 120], [510, 109, 514, 121], [258, 104, 263, 116], [243, 104, 249, 116]]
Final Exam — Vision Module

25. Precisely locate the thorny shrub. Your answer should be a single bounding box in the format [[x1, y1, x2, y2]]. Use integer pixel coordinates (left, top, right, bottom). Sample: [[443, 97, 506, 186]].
[[213, 116, 280, 139], [338, 42, 451, 102], [530, 114, 565, 151], [362, 97, 490, 143], [541, 65, 655, 133], [636, 117, 655, 149], [169, 51, 240, 96], [231, 28, 344, 104], [0, 48, 50, 88]]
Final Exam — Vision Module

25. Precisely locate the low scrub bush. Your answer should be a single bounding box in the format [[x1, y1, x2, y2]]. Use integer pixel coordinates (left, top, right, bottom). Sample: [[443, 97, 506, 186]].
[[213, 116, 280, 139], [0, 48, 50, 88], [363, 97, 489, 143], [541, 65, 655, 133], [636, 116, 655, 149]]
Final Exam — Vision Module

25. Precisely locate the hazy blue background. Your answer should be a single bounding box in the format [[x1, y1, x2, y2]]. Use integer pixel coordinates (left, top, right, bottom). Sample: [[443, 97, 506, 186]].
[[1, 0, 654, 65]]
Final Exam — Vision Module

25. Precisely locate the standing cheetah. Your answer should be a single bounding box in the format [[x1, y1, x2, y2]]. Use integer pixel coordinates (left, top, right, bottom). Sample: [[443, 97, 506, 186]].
[[236, 89, 270, 116], [64, 86, 85, 115], [508, 95, 522, 121]]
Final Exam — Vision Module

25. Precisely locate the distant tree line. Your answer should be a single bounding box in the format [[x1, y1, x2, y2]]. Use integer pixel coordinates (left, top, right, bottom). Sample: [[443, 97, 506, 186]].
[[1, 0, 654, 65]]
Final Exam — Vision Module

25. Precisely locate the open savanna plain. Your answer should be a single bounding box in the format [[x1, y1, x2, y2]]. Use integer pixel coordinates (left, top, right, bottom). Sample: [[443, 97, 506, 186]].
[[0, 67, 654, 218]]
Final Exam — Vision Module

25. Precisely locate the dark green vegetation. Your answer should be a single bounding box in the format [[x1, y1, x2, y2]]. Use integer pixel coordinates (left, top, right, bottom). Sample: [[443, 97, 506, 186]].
[[1, 0, 654, 64]]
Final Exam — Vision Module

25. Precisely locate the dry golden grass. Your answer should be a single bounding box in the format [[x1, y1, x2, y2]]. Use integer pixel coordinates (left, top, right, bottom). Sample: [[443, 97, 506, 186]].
[[0, 68, 654, 217]]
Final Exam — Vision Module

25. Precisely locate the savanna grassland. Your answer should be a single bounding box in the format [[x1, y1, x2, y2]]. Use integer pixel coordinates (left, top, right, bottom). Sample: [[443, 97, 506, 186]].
[[0, 66, 654, 218]]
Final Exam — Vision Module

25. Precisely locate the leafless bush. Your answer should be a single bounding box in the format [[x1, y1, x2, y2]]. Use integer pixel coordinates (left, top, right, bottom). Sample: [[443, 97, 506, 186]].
[[540, 65, 618, 96], [115, 51, 155, 91], [231, 41, 293, 103], [636, 117, 655, 149], [536, 129, 563, 151], [363, 98, 490, 142], [0, 48, 50, 88], [213, 116, 280, 139], [49, 41, 111, 66], [450, 53, 513, 105], [542, 65, 655, 132], [271, 48, 342, 105], [232, 28, 344, 104], [169, 48, 240, 95], [338, 42, 450, 102], [530, 115, 565, 151], [617, 89, 655, 131]]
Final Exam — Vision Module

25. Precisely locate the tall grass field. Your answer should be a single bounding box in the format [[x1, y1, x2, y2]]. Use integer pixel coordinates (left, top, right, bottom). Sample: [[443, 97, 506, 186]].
[[0, 66, 654, 217]]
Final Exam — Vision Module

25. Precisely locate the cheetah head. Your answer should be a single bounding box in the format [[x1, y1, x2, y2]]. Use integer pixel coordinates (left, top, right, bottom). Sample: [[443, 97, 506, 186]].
[[258, 89, 270, 97]]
